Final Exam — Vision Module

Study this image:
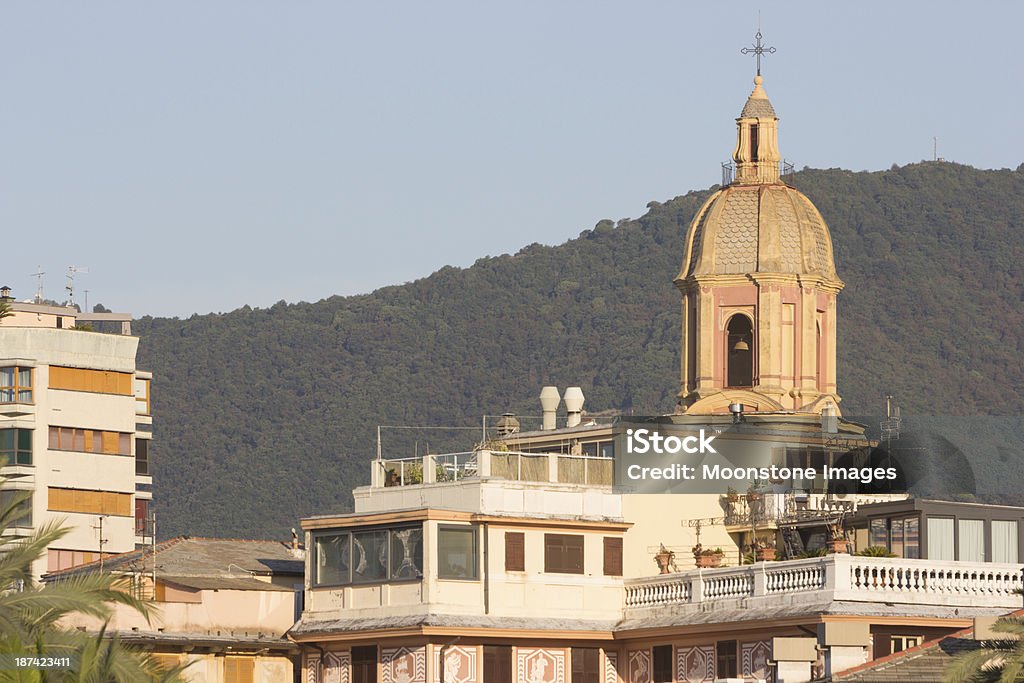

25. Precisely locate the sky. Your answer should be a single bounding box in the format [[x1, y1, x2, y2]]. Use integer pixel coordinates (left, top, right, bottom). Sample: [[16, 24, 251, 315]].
[[0, 2, 1020, 318]]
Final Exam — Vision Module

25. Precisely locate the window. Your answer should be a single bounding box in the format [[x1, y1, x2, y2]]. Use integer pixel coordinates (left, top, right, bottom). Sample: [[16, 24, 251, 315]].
[[48, 366, 132, 395], [223, 656, 254, 683], [903, 517, 920, 558], [890, 636, 920, 654], [927, 517, 955, 561], [438, 526, 478, 580], [352, 529, 387, 583], [484, 646, 513, 683], [993, 520, 1019, 563], [312, 525, 422, 587], [572, 648, 600, 683], [749, 124, 759, 161], [505, 532, 525, 572], [47, 548, 102, 572], [48, 426, 132, 456], [134, 377, 151, 415], [652, 645, 672, 683], [352, 646, 377, 683], [958, 519, 985, 562], [603, 537, 623, 576], [726, 315, 753, 387], [0, 366, 32, 403], [135, 499, 151, 536], [135, 438, 150, 476], [47, 488, 132, 516], [716, 641, 737, 679], [544, 534, 584, 574], [0, 429, 32, 465], [0, 490, 31, 527]]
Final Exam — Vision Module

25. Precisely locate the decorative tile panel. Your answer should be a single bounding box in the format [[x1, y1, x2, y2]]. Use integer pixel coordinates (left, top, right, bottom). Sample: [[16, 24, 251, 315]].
[[517, 648, 566, 683], [626, 649, 651, 683], [433, 645, 478, 683], [604, 652, 619, 683], [741, 641, 772, 682], [383, 647, 426, 683], [675, 646, 714, 682]]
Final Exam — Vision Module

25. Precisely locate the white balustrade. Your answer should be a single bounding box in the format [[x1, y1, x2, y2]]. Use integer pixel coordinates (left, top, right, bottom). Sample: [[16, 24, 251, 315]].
[[623, 555, 1024, 613]]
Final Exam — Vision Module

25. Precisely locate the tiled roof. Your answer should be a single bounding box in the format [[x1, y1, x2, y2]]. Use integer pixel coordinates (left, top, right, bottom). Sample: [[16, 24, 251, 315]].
[[44, 536, 304, 581], [832, 609, 1024, 682], [740, 95, 776, 118]]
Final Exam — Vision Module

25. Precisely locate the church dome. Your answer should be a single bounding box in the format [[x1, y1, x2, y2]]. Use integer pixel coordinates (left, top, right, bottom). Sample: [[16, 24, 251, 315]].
[[680, 183, 839, 279], [677, 75, 841, 284]]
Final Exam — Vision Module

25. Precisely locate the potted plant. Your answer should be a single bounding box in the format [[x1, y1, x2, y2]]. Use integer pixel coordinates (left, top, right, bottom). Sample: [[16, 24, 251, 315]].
[[692, 545, 724, 568], [755, 538, 777, 562], [725, 486, 740, 503], [654, 544, 676, 574], [826, 521, 849, 554]]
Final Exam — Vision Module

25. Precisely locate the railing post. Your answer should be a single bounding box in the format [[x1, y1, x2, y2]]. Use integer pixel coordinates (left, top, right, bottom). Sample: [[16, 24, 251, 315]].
[[753, 562, 767, 597], [371, 459, 383, 488], [423, 454, 435, 484], [478, 450, 491, 477], [691, 570, 705, 603], [548, 454, 558, 483]]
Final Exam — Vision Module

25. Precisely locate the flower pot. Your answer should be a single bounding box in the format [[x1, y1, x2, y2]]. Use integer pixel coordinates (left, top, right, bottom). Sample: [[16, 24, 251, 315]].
[[655, 550, 675, 574], [827, 539, 849, 554], [696, 554, 723, 568]]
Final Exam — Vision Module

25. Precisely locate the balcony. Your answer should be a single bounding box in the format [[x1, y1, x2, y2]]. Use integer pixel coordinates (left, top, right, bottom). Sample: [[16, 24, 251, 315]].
[[721, 492, 900, 529], [373, 450, 614, 488], [624, 554, 1024, 616]]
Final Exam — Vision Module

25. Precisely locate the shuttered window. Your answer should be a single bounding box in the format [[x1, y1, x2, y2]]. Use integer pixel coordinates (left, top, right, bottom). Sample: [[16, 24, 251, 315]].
[[544, 533, 584, 574], [505, 532, 525, 571], [49, 366, 132, 395], [48, 488, 132, 516], [224, 657, 254, 683], [603, 536, 623, 576], [571, 648, 600, 683]]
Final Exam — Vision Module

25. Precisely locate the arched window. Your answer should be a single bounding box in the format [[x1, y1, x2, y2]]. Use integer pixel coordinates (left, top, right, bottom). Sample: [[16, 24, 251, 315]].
[[816, 320, 822, 389], [726, 315, 754, 388]]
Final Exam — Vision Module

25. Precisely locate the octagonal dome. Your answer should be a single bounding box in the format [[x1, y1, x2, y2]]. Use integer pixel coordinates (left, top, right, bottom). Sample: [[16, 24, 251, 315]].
[[679, 183, 839, 280]]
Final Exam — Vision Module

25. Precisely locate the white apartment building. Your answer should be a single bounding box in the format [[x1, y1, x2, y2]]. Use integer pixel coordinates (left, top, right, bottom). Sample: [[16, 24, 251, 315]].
[[0, 288, 153, 578]]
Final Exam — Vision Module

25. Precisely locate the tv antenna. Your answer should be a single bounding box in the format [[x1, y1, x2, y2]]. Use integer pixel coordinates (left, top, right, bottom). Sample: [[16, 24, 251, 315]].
[[31, 266, 45, 304], [65, 266, 88, 309]]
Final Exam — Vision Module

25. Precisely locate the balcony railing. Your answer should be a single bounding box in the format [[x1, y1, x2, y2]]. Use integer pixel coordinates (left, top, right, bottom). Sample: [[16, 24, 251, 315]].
[[721, 492, 893, 527], [624, 555, 1024, 612], [373, 450, 614, 488]]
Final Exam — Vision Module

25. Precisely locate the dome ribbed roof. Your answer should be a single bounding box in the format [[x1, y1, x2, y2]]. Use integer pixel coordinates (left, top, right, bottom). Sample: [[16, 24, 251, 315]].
[[680, 184, 839, 280]]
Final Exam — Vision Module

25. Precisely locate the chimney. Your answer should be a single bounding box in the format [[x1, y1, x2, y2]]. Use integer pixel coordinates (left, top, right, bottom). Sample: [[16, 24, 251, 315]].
[[540, 386, 560, 430], [563, 387, 585, 428], [291, 527, 299, 552]]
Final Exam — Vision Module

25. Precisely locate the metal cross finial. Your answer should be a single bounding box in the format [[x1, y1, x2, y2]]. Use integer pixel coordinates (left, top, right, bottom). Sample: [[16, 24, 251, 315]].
[[741, 30, 776, 76]]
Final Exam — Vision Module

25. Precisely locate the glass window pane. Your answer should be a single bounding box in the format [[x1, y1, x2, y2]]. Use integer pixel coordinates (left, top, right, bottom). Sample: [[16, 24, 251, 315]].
[[958, 519, 985, 562], [993, 521, 1019, 564], [18, 368, 31, 388], [438, 527, 477, 579], [0, 368, 13, 385], [927, 517, 955, 561], [0, 429, 13, 452], [891, 518, 905, 557], [870, 519, 888, 549], [904, 517, 920, 558], [352, 530, 387, 583], [315, 533, 350, 586], [389, 527, 423, 580], [17, 430, 31, 451]]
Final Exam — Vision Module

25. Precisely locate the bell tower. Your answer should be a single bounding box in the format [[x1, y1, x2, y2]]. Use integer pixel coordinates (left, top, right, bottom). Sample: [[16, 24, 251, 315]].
[[675, 44, 844, 416]]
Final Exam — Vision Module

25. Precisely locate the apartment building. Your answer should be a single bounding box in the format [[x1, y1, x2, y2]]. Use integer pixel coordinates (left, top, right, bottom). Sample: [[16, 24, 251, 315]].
[[0, 289, 153, 578]]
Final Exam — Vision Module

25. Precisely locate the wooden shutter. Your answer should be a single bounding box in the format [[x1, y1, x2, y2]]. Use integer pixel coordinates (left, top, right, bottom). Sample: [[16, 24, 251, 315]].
[[603, 536, 623, 576], [505, 532, 525, 571], [545, 534, 584, 574], [224, 657, 255, 683]]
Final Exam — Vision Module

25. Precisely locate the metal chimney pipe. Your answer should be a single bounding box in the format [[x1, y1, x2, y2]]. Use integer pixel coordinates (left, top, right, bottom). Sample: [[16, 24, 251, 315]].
[[540, 386, 560, 430], [563, 387, 585, 428]]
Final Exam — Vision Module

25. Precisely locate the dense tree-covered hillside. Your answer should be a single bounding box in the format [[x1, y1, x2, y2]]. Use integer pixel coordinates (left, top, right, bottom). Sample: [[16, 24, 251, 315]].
[[133, 162, 1024, 539]]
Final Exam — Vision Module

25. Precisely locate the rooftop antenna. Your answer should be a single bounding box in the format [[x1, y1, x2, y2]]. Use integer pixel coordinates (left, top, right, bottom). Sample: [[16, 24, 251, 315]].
[[93, 515, 109, 572], [65, 266, 88, 309], [32, 266, 45, 304]]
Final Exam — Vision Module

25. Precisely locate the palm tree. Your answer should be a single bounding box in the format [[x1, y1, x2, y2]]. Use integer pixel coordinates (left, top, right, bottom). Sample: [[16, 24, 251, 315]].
[[944, 615, 1024, 683], [0, 485, 188, 682]]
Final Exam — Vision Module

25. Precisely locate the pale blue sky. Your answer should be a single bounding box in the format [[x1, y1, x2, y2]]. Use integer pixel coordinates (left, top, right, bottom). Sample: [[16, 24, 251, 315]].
[[1, 2, 1020, 317]]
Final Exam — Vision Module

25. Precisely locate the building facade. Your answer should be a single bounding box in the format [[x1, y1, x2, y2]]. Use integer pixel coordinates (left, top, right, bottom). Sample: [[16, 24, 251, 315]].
[[288, 69, 1024, 683], [0, 291, 153, 578]]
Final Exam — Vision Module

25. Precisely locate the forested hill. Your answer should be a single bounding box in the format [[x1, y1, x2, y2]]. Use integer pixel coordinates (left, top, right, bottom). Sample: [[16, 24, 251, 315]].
[[133, 162, 1024, 539]]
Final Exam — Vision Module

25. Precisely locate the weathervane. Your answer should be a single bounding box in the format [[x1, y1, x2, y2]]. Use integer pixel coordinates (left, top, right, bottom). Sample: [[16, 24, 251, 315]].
[[741, 28, 776, 76]]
